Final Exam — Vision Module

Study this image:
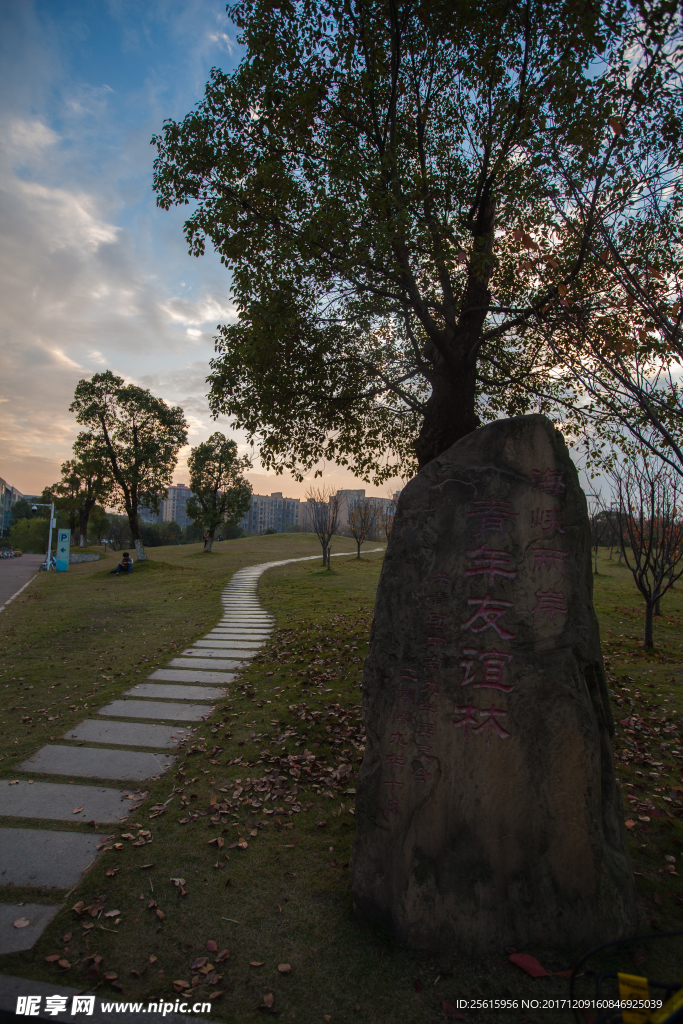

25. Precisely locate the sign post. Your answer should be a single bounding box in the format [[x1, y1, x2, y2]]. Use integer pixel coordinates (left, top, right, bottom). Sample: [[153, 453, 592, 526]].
[[55, 529, 71, 572]]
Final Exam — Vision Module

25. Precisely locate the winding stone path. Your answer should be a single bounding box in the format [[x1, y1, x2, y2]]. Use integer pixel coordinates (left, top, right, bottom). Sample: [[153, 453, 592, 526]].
[[0, 547, 383, 962]]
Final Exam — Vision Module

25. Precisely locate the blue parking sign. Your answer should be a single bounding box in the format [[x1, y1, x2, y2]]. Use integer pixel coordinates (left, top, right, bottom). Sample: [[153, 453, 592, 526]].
[[56, 529, 71, 572]]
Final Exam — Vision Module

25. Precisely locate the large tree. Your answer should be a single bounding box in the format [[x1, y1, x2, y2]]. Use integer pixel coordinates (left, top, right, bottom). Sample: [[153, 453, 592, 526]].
[[70, 371, 188, 561], [185, 432, 253, 552], [44, 455, 111, 547], [153, 0, 682, 479]]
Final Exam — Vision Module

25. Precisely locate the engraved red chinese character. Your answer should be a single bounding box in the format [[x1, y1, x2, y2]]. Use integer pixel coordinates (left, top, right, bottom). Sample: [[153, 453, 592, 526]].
[[453, 701, 479, 738], [428, 612, 447, 628], [432, 590, 448, 605], [390, 731, 409, 746], [385, 799, 400, 815], [468, 499, 519, 536], [415, 721, 435, 737], [418, 699, 439, 716], [433, 572, 451, 586], [393, 710, 413, 725], [532, 588, 567, 619], [531, 469, 566, 495], [421, 677, 440, 697], [473, 703, 511, 744], [412, 763, 432, 783], [462, 594, 516, 639], [531, 508, 567, 533], [384, 776, 404, 793], [424, 657, 441, 672], [399, 687, 417, 704], [400, 667, 417, 682], [477, 649, 514, 692], [416, 743, 437, 761], [459, 646, 478, 687], [465, 545, 518, 584], [427, 635, 446, 648], [386, 753, 406, 766], [532, 547, 568, 573]]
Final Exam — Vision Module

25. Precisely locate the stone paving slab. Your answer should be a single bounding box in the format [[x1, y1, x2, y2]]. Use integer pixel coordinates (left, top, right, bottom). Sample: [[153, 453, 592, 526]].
[[151, 667, 236, 684], [208, 627, 272, 635], [180, 649, 251, 662], [0, 904, 61, 955], [0, 829, 100, 887], [19, 746, 172, 781], [0, 975, 213, 1024], [170, 656, 245, 670], [192, 639, 262, 649], [125, 682, 225, 701], [63, 719, 191, 748], [0, 780, 136, 823], [99, 699, 214, 722]]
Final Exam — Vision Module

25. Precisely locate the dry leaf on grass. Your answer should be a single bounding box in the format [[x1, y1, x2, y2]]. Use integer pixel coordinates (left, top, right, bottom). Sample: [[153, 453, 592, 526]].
[[277, 964, 291, 974], [103, 910, 121, 918], [62, 932, 72, 942], [13, 918, 29, 929], [207, 940, 218, 952], [173, 981, 190, 993], [625, 819, 636, 829], [106, 868, 119, 878], [58, 960, 71, 970], [250, 961, 264, 967], [156, 909, 166, 921], [216, 949, 230, 963], [191, 957, 208, 971], [103, 972, 118, 981], [509, 953, 548, 977], [45, 955, 61, 963]]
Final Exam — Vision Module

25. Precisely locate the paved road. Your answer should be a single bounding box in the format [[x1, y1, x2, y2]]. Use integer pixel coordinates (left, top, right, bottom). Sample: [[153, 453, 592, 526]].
[[0, 554, 44, 609]]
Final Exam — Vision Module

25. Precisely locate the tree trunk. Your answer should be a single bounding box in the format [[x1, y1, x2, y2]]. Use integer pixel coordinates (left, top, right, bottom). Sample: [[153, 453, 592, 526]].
[[204, 529, 215, 553], [654, 595, 661, 616], [321, 543, 327, 566], [644, 601, 654, 648], [594, 548, 599, 574], [79, 509, 89, 547], [128, 510, 147, 561], [357, 540, 361, 559], [414, 361, 478, 469]]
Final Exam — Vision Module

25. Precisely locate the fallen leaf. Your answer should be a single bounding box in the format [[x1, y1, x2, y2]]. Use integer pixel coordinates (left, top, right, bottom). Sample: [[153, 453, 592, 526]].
[[104, 910, 121, 918], [13, 918, 30, 929], [173, 981, 190, 993], [216, 949, 230, 963], [103, 971, 118, 981], [191, 957, 208, 971], [509, 953, 549, 978], [414, 978, 423, 992], [156, 909, 166, 921], [237, 840, 248, 849], [263, 993, 274, 1009], [86, 964, 99, 980], [58, 960, 71, 970], [278, 963, 292, 974], [45, 954, 61, 963], [208, 838, 225, 850], [207, 940, 218, 952], [140, 863, 154, 869], [105, 868, 120, 877], [199, 964, 215, 975], [625, 819, 635, 829], [149, 956, 158, 963], [250, 961, 265, 967], [72, 807, 84, 814]]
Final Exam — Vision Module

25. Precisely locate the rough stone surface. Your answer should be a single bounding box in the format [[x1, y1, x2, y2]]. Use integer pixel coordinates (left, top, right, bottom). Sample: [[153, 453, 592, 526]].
[[0, 829, 100, 887], [192, 639, 262, 650], [99, 700, 213, 722], [0, 781, 137, 822], [152, 667, 236, 684], [0, 904, 61, 955], [351, 414, 636, 952], [171, 656, 246, 670], [19, 745, 172, 781], [180, 648, 250, 662], [63, 720, 191, 748], [124, 682, 224, 701]]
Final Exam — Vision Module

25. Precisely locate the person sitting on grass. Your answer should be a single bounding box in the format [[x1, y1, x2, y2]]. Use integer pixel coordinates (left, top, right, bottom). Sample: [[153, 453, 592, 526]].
[[111, 551, 133, 575]]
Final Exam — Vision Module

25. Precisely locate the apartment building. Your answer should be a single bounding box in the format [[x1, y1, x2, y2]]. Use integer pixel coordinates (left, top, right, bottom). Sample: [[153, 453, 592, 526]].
[[160, 483, 194, 529], [1, 477, 23, 535], [335, 489, 397, 531], [241, 492, 300, 534]]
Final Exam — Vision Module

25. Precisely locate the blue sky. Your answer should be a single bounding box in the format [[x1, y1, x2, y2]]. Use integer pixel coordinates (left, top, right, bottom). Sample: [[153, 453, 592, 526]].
[[0, 0, 381, 498]]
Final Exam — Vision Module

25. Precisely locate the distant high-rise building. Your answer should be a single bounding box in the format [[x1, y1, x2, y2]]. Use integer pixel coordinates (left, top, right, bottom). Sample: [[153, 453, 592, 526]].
[[161, 484, 194, 529], [1, 477, 24, 535], [240, 492, 300, 534]]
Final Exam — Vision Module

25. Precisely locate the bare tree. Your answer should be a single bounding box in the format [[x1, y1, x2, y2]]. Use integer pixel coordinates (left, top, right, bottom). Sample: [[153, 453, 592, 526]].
[[379, 499, 396, 542], [346, 498, 376, 559], [305, 486, 340, 569], [612, 456, 683, 648], [588, 495, 611, 574]]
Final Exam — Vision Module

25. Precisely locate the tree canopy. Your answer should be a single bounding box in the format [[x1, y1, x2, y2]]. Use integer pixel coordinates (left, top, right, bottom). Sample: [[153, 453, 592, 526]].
[[70, 371, 188, 560], [185, 432, 253, 551], [153, 0, 683, 480], [44, 456, 111, 547]]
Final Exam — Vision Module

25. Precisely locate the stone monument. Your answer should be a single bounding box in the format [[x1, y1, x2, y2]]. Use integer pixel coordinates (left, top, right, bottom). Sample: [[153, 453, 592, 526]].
[[351, 415, 636, 952]]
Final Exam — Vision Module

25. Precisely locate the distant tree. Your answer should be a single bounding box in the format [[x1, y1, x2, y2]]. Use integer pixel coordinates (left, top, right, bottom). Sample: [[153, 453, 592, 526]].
[[9, 518, 50, 554], [222, 523, 245, 540], [108, 514, 132, 552], [185, 433, 252, 552], [612, 455, 683, 648], [305, 486, 340, 569], [70, 371, 188, 562], [347, 498, 376, 559], [378, 500, 396, 542], [87, 506, 110, 545], [44, 454, 111, 547], [10, 499, 46, 526], [140, 520, 182, 547], [182, 522, 206, 544], [588, 496, 611, 574]]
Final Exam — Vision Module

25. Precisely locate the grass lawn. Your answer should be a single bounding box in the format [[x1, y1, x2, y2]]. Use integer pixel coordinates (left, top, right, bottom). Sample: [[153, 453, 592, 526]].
[[0, 538, 681, 1023]]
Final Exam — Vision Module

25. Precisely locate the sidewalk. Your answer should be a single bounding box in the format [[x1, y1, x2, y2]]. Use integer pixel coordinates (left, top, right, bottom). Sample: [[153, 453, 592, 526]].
[[0, 555, 44, 610]]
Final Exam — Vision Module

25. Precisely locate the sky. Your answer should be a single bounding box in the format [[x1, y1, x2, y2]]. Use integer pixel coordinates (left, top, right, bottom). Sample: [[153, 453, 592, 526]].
[[0, 0, 397, 500]]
